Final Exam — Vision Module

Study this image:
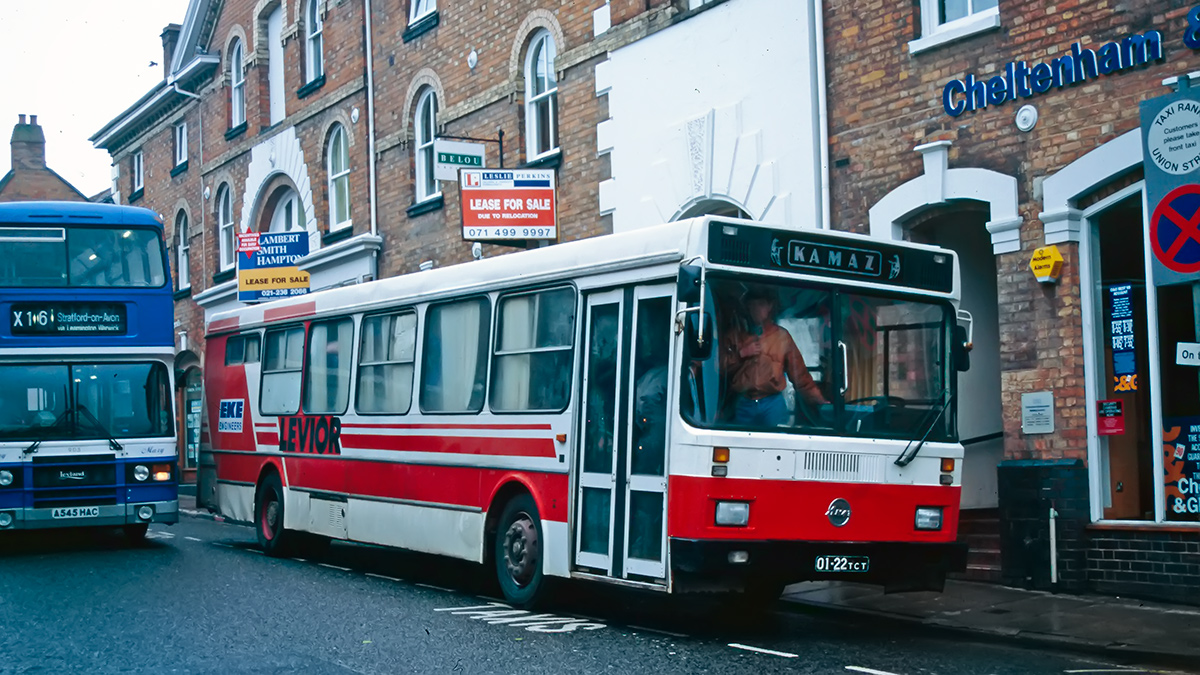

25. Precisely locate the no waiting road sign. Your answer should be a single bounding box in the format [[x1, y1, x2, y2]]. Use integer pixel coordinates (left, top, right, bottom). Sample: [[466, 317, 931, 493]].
[[1149, 183, 1200, 275]]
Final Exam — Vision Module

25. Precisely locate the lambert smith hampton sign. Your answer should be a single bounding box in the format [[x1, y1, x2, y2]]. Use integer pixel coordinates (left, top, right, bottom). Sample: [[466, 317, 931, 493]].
[[236, 231, 311, 303]]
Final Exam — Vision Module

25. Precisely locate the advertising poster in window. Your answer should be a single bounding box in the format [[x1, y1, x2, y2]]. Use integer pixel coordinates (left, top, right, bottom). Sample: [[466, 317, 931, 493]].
[[1164, 417, 1200, 518], [459, 169, 557, 242], [237, 232, 310, 303], [1108, 283, 1137, 392]]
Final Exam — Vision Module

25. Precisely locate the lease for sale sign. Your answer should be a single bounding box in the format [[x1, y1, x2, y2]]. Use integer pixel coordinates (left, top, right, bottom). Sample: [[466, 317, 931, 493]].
[[460, 169, 557, 242]]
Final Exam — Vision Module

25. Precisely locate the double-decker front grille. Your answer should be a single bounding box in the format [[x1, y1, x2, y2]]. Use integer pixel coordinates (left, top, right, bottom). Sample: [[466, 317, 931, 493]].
[[30, 454, 118, 509]]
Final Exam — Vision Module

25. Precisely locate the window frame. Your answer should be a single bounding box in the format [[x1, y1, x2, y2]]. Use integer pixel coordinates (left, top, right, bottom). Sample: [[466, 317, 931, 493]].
[[132, 151, 144, 192], [419, 295, 492, 415], [217, 184, 236, 271], [909, 0, 1000, 55], [301, 316, 355, 416], [355, 309, 419, 416], [524, 30, 559, 161], [489, 285, 578, 414], [174, 121, 188, 167], [305, 0, 324, 83], [260, 325, 307, 416], [230, 39, 246, 128], [409, 0, 436, 24], [414, 88, 439, 204], [176, 211, 190, 290], [327, 124, 351, 231], [224, 332, 262, 366]]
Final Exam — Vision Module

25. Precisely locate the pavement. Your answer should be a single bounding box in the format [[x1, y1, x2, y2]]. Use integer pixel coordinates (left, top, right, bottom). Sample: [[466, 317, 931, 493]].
[[177, 490, 1200, 669]]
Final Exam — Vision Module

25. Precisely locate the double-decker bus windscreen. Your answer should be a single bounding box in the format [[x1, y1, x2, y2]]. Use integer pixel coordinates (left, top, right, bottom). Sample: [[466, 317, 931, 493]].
[[682, 276, 955, 442], [0, 225, 166, 287], [0, 362, 173, 441]]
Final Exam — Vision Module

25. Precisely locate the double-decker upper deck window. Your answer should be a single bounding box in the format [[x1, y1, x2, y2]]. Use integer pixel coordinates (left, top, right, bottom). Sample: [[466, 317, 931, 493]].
[[0, 226, 166, 288], [303, 318, 353, 415], [357, 311, 417, 414], [261, 327, 306, 415], [491, 287, 576, 412], [421, 297, 490, 413]]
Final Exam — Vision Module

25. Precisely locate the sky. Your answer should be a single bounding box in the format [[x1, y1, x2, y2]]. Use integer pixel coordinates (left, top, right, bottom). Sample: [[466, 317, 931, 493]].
[[0, 0, 191, 197]]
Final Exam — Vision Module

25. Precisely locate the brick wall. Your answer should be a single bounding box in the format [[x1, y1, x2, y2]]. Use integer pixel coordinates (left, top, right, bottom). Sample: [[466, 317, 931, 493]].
[[1087, 530, 1200, 605], [998, 459, 1090, 591]]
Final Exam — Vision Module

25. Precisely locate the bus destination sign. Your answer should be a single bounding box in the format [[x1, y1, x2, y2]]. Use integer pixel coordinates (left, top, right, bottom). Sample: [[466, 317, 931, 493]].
[[10, 302, 128, 336], [707, 222, 954, 293]]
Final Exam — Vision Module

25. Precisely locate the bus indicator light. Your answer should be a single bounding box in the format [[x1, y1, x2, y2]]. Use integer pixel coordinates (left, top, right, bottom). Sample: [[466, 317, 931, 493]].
[[940, 458, 955, 472], [713, 447, 730, 463]]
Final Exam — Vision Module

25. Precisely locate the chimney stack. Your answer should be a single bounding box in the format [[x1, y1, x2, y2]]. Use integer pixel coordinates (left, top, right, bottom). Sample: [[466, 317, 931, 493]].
[[161, 24, 182, 78], [10, 114, 46, 171]]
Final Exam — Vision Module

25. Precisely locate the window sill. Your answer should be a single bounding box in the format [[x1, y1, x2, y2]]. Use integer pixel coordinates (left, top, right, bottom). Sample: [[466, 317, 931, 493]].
[[170, 161, 189, 178], [225, 122, 248, 141], [908, 8, 1000, 55], [212, 268, 236, 285], [297, 74, 326, 100], [406, 194, 444, 218], [521, 149, 562, 170], [322, 225, 354, 245], [1087, 521, 1200, 533], [173, 287, 193, 301], [128, 188, 144, 204], [402, 11, 439, 42]]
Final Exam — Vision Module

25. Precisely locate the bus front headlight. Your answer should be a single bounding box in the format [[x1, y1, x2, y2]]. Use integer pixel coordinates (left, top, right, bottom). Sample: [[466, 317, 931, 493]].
[[915, 507, 943, 531], [0, 470, 12, 486], [715, 501, 750, 527], [133, 465, 149, 482]]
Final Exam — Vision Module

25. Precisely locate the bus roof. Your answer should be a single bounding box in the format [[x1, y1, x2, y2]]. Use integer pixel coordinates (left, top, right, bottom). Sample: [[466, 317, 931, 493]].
[[0, 201, 163, 228], [207, 217, 960, 336]]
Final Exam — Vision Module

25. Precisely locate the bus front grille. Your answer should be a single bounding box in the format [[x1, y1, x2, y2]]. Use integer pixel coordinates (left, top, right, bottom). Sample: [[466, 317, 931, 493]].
[[33, 487, 118, 509], [797, 452, 885, 483]]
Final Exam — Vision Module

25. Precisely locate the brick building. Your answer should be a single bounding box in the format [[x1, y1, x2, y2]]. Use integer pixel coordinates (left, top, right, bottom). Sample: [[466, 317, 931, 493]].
[[0, 115, 89, 203]]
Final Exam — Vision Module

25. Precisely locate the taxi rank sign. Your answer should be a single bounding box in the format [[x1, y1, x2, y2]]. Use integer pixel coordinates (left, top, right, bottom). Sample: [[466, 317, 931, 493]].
[[1141, 81, 1200, 286]]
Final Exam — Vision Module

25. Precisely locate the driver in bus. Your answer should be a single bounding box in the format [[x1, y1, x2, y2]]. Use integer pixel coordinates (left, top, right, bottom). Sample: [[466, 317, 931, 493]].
[[721, 286, 827, 426]]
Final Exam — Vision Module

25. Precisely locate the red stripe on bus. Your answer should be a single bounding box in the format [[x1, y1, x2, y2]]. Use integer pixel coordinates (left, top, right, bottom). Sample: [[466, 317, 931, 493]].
[[257, 432, 279, 446], [339, 433, 556, 458], [667, 475, 960, 543], [208, 317, 239, 333], [264, 301, 317, 322], [341, 422, 553, 431]]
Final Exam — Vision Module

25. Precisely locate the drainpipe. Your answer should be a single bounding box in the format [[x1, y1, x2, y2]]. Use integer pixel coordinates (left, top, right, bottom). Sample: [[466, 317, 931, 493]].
[[1049, 502, 1059, 585], [814, 0, 831, 229], [364, 0, 379, 241]]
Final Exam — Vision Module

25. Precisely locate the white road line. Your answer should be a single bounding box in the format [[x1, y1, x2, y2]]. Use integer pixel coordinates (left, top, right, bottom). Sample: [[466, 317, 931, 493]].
[[317, 563, 352, 571], [211, 542, 233, 548], [845, 667, 902, 675], [629, 624, 687, 638], [1064, 670, 1150, 674], [365, 573, 398, 581], [728, 643, 798, 658], [244, 549, 263, 555], [415, 583, 452, 592], [184, 536, 202, 542]]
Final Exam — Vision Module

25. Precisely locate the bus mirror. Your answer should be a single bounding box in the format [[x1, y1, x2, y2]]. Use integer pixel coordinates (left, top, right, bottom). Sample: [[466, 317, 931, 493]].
[[677, 265, 703, 304], [686, 312, 714, 360], [953, 324, 971, 372]]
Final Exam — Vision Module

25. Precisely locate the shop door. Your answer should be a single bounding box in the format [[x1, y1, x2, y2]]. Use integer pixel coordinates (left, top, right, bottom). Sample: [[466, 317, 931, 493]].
[[574, 285, 672, 581]]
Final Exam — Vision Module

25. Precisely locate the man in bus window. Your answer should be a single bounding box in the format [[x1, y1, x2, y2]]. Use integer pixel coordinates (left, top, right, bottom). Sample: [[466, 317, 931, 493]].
[[721, 286, 827, 426]]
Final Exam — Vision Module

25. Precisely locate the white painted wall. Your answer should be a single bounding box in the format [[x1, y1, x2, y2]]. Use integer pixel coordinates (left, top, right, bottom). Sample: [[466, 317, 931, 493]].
[[268, 6, 286, 125], [599, 0, 824, 231]]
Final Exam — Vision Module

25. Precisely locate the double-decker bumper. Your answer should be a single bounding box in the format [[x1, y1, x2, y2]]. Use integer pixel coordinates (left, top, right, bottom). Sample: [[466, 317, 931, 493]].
[[0, 500, 178, 530], [671, 538, 968, 593]]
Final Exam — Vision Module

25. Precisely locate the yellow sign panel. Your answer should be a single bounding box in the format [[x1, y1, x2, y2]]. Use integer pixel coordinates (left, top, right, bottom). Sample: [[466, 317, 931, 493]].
[[1030, 245, 1064, 283], [237, 267, 310, 290]]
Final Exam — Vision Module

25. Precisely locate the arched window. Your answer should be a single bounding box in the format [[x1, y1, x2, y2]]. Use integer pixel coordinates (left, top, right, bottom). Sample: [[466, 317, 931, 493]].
[[414, 88, 439, 203], [524, 30, 558, 160], [306, 0, 323, 83], [268, 187, 302, 233], [176, 211, 190, 290], [230, 38, 246, 127], [327, 124, 350, 230], [217, 185, 235, 271]]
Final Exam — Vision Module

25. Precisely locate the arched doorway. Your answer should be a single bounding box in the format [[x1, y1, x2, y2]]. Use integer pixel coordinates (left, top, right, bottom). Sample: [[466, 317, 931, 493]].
[[256, 182, 304, 233]]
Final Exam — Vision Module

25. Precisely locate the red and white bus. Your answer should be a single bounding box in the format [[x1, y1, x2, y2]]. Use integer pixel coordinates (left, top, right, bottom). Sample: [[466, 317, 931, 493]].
[[200, 217, 970, 607]]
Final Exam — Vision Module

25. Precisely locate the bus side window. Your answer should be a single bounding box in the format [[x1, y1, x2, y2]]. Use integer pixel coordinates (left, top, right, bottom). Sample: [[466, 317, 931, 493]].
[[261, 326, 305, 415], [303, 318, 354, 415], [244, 334, 261, 364], [490, 287, 576, 412], [421, 297, 491, 413], [356, 311, 417, 415], [225, 336, 245, 366]]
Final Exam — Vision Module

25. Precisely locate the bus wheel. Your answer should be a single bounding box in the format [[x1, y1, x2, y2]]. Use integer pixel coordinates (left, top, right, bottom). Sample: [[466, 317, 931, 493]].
[[123, 523, 149, 544], [494, 493, 545, 608], [256, 472, 294, 557]]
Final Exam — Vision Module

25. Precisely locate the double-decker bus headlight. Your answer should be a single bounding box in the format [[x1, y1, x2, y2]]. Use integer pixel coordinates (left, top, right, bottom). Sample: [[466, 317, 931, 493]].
[[0, 470, 12, 486], [715, 501, 750, 527], [0, 512, 12, 527], [133, 465, 150, 482], [915, 507, 943, 531]]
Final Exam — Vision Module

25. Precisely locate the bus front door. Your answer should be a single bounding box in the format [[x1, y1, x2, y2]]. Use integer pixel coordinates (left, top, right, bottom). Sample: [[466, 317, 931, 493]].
[[575, 285, 673, 583]]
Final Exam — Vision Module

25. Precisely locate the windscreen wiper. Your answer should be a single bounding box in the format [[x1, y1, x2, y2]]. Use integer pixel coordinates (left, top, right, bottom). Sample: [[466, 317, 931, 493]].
[[74, 404, 124, 451], [23, 409, 73, 455], [894, 387, 954, 467]]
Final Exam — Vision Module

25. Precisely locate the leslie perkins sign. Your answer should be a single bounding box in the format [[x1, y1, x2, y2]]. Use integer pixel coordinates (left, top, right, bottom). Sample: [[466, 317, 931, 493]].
[[237, 231, 310, 303], [459, 169, 557, 242]]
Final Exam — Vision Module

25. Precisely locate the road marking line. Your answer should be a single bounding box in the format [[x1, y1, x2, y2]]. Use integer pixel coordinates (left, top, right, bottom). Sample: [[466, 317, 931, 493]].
[[728, 643, 798, 658], [416, 583, 452, 592], [365, 573, 398, 581], [629, 625, 687, 638], [1064, 670, 1150, 674], [318, 563, 352, 571], [184, 536, 202, 542], [846, 667, 902, 675], [211, 542, 233, 548]]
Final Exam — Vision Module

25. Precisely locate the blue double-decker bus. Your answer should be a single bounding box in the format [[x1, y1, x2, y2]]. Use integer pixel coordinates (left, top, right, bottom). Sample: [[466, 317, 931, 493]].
[[0, 201, 177, 541]]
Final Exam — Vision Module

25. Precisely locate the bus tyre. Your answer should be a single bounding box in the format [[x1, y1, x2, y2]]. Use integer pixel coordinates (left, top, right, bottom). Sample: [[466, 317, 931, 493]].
[[123, 523, 149, 544], [494, 493, 545, 609], [256, 472, 295, 557]]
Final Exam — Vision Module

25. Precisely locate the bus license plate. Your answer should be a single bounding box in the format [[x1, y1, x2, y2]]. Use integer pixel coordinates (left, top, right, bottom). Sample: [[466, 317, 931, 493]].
[[814, 555, 869, 573], [51, 506, 100, 519]]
